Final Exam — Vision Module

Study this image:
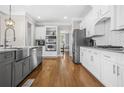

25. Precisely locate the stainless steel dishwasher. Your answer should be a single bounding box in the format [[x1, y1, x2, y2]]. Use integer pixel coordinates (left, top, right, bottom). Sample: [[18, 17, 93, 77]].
[[30, 47, 42, 72]]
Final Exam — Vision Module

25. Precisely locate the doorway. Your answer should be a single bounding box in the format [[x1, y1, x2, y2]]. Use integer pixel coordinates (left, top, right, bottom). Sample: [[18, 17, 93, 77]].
[[60, 31, 69, 55]]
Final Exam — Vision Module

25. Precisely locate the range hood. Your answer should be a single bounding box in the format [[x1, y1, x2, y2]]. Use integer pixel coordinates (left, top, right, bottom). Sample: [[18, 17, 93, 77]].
[[95, 17, 110, 25]]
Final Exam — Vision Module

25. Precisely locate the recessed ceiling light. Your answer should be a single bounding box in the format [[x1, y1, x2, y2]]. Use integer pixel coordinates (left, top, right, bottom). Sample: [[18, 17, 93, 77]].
[[64, 16, 68, 19], [38, 16, 41, 19]]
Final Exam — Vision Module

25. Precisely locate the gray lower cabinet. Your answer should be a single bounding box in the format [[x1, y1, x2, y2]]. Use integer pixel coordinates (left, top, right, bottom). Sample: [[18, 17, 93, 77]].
[[14, 57, 30, 86], [14, 60, 23, 86], [23, 57, 30, 77], [0, 62, 12, 87], [0, 51, 15, 87]]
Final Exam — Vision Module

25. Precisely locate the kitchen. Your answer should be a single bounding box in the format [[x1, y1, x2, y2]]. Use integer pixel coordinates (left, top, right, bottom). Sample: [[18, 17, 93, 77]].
[[1, 4, 124, 88]]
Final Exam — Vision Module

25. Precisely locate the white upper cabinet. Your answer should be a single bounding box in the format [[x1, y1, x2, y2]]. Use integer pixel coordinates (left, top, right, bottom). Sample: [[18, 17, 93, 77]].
[[100, 6, 111, 16], [94, 5, 111, 20], [35, 26, 46, 39], [80, 20, 86, 30], [95, 21, 105, 36], [82, 5, 111, 37], [111, 5, 124, 30]]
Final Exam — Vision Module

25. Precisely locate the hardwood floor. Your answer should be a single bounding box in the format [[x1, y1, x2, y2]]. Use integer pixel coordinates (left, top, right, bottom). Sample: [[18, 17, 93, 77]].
[[19, 52, 103, 87]]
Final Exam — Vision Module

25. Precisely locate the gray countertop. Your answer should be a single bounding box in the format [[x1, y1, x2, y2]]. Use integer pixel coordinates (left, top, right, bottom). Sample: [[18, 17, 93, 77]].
[[80, 46, 124, 54]]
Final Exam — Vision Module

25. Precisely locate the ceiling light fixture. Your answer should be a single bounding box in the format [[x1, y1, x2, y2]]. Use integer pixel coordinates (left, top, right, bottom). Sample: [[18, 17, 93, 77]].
[[38, 16, 41, 19], [4, 5, 16, 49], [64, 16, 68, 19]]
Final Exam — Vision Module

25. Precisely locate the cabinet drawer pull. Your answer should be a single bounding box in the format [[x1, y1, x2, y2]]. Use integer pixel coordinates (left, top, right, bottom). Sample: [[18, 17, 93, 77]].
[[117, 66, 120, 76], [113, 65, 116, 74]]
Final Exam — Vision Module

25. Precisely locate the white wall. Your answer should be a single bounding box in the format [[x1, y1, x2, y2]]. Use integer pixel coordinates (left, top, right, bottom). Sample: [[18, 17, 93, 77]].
[[0, 14, 26, 46], [69, 26, 73, 57], [12, 15, 26, 46], [0, 12, 6, 45], [0, 12, 36, 47], [25, 15, 36, 46]]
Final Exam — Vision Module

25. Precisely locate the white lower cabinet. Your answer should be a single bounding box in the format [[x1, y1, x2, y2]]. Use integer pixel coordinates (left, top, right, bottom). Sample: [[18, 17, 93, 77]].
[[80, 47, 87, 68], [80, 47, 101, 80], [101, 52, 124, 87], [80, 47, 84, 64], [117, 65, 124, 86], [92, 51, 101, 80], [87, 50, 101, 81], [101, 60, 124, 87], [80, 47, 124, 87], [87, 49, 94, 73], [101, 57, 117, 87]]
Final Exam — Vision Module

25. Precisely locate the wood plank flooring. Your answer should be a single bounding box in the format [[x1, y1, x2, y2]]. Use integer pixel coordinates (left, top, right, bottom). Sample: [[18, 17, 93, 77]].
[[19, 52, 103, 87]]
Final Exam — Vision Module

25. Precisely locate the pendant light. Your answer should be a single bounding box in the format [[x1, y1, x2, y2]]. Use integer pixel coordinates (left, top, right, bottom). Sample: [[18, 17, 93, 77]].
[[4, 5, 16, 49], [5, 5, 15, 28]]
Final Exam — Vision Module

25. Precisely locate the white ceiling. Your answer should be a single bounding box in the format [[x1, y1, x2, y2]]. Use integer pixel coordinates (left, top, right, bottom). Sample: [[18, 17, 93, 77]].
[[0, 5, 91, 24]]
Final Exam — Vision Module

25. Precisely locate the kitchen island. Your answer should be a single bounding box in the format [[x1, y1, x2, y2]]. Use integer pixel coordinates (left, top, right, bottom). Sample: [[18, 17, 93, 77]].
[[0, 46, 42, 87]]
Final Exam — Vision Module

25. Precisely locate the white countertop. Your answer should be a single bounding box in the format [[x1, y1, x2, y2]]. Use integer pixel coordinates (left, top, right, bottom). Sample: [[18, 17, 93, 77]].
[[80, 46, 124, 54], [0, 48, 16, 53], [0, 46, 42, 53]]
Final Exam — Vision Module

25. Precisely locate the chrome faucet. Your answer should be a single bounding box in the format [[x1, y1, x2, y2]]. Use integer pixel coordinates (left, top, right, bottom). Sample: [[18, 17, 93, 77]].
[[4, 28, 16, 49]]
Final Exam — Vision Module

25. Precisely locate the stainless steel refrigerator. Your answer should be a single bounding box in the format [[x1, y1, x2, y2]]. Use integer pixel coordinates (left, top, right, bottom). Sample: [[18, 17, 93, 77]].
[[72, 29, 88, 64]]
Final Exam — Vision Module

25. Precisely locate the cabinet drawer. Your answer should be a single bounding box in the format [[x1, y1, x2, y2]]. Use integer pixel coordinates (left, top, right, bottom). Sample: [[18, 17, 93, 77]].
[[118, 54, 124, 65], [0, 51, 15, 63], [102, 52, 118, 62], [0, 53, 5, 62], [4, 52, 15, 62]]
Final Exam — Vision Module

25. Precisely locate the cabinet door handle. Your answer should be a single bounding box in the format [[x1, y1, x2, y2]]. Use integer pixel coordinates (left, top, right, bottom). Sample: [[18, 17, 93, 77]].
[[117, 66, 120, 76], [91, 56, 93, 61], [113, 65, 116, 74]]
